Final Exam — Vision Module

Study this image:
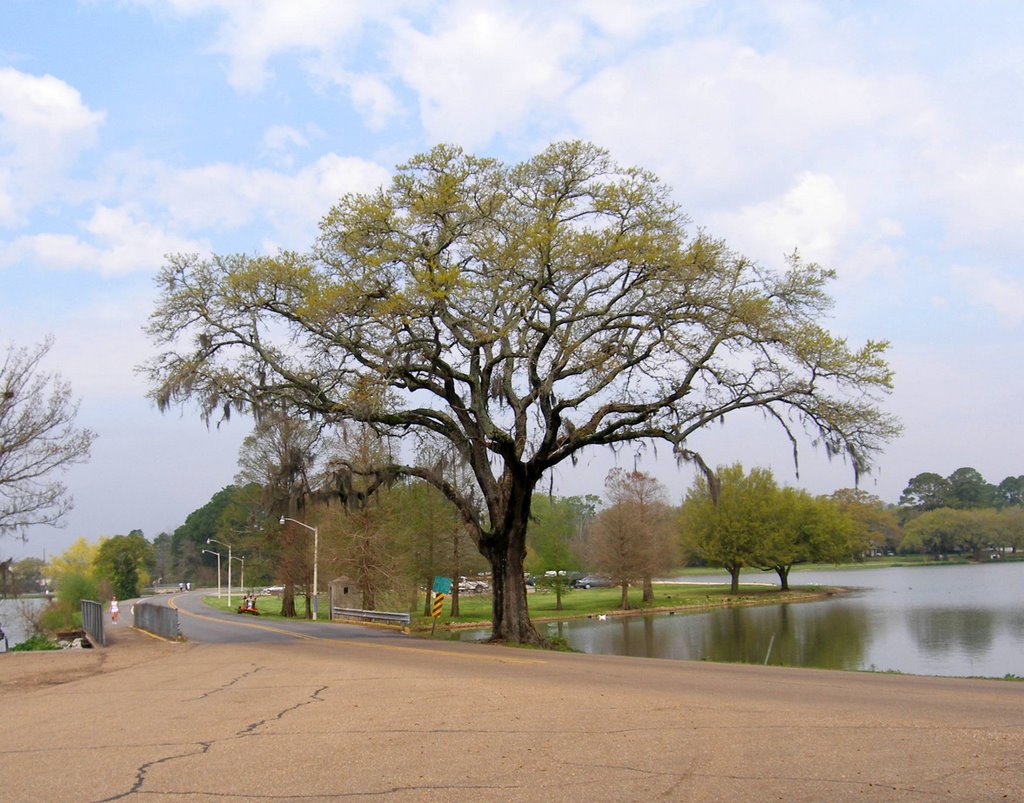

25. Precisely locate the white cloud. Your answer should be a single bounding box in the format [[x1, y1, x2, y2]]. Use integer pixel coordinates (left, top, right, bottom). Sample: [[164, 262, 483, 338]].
[[259, 124, 324, 167], [159, 0, 394, 91], [155, 153, 391, 245], [567, 39, 927, 205], [389, 4, 583, 147], [1, 149, 392, 277], [344, 72, 402, 131], [0, 68, 105, 224], [568, 0, 691, 40], [2, 205, 209, 277], [713, 171, 854, 266], [933, 144, 1024, 256], [262, 124, 309, 152], [951, 265, 1024, 327]]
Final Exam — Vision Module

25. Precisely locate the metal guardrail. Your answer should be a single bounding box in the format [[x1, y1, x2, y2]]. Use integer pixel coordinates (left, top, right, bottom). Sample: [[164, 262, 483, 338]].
[[332, 607, 411, 626], [81, 599, 106, 647], [134, 601, 180, 641]]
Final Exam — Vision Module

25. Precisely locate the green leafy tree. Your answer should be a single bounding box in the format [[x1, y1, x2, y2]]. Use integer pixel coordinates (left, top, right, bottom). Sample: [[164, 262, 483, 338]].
[[401, 443, 484, 617], [151, 532, 173, 586], [397, 477, 458, 614], [110, 551, 139, 600], [11, 556, 45, 594], [899, 472, 951, 513], [996, 507, 1024, 551], [828, 488, 901, 555], [95, 530, 155, 598], [995, 476, 1024, 508], [945, 467, 995, 510], [681, 464, 777, 594], [901, 508, 971, 557], [171, 486, 244, 585], [527, 494, 583, 611], [995, 477, 1019, 508], [145, 141, 900, 643], [758, 489, 853, 589], [0, 337, 96, 536]]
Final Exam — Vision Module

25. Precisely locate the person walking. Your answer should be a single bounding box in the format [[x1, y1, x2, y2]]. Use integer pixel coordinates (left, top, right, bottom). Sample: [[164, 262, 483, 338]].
[[110, 596, 119, 625]]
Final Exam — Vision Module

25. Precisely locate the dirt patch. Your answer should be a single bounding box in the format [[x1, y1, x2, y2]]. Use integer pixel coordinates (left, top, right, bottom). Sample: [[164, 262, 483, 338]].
[[0, 627, 184, 692], [0, 650, 108, 692]]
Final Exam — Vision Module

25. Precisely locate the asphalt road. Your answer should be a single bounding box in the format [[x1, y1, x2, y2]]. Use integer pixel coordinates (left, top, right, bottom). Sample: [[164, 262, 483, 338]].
[[152, 589, 411, 645], [1, 596, 1022, 801]]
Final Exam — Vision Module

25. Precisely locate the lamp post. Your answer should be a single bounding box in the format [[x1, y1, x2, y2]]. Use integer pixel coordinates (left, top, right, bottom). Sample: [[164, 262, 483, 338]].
[[207, 538, 233, 607], [202, 549, 222, 598], [230, 554, 245, 596], [280, 516, 319, 620]]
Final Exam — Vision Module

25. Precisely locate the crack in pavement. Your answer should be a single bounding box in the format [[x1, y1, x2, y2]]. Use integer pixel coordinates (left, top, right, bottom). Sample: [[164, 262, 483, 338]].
[[190, 664, 263, 700], [238, 685, 328, 735], [95, 741, 214, 802], [92, 682, 328, 801]]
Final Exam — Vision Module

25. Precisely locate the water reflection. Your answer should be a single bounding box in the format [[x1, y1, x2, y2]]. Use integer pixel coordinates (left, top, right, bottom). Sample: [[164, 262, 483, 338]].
[[906, 608, 995, 657], [460, 562, 1024, 677]]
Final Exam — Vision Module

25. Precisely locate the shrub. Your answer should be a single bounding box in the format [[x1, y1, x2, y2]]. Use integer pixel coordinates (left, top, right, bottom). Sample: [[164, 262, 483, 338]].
[[10, 633, 60, 651], [56, 571, 99, 608], [39, 602, 81, 633]]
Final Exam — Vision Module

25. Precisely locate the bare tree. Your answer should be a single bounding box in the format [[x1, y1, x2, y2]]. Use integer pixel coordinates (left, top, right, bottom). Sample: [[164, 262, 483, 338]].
[[146, 141, 900, 643], [1, 337, 95, 537], [591, 470, 676, 609]]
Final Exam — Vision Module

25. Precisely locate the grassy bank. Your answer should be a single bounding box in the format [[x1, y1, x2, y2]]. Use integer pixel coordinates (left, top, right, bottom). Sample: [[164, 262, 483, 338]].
[[200, 581, 837, 631], [425, 582, 836, 630]]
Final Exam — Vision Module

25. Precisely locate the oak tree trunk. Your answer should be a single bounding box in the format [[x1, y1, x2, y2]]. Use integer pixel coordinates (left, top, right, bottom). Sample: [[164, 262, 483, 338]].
[[280, 581, 297, 617], [728, 564, 741, 594]]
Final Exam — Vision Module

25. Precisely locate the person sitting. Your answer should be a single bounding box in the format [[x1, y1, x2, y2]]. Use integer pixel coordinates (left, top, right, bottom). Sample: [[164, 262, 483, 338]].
[[238, 594, 259, 615]]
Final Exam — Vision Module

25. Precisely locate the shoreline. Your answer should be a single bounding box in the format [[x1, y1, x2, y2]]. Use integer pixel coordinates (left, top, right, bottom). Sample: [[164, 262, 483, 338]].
[[435, 584, 849, 632]]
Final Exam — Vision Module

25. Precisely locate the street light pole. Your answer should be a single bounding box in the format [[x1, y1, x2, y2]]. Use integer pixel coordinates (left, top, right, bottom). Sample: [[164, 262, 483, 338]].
[[280, 516, 319, 620], [202, 549, 222, 598], [207, 538, 233, 608]]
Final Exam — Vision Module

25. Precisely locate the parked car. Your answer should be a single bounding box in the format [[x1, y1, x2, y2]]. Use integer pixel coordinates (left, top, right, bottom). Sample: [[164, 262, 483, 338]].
[[261, 585, 285, 595], [572, 575, 615, 589], [458, 577, 490, 593]]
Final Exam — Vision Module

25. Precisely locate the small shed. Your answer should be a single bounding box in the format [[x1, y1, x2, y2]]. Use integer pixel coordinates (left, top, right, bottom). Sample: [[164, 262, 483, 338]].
[[327, 575, 361, 617]]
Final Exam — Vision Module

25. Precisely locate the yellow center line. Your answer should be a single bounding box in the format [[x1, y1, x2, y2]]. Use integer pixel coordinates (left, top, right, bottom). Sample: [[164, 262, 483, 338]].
[[167, 597, 545, 664]]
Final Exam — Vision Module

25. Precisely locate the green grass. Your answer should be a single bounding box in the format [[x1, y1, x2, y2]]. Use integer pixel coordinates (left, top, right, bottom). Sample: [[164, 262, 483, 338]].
[[422, 582, 830, 629], [201, 593, 325, 621], [201, 582, 834, 632]]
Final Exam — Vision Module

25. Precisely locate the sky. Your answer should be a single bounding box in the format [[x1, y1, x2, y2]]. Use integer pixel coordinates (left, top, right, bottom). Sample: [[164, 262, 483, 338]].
[[3, 0, 1022, 560]]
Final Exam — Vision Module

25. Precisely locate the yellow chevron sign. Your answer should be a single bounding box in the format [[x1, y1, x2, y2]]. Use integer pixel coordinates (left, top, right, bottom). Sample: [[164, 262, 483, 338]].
[[432, 592, 445, 618]]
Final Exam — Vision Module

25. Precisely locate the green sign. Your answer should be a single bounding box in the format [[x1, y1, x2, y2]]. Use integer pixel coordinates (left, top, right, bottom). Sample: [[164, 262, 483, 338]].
[[432, 576, 452, 594]]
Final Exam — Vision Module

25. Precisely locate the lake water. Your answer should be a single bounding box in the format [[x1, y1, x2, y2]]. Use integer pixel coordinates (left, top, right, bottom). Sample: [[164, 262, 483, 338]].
[[465, 562, 1024, 678], [0, 597, 48, 649]]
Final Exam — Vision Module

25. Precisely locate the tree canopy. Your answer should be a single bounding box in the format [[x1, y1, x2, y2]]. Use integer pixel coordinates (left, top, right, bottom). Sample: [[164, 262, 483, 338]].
[[681, 464, 778, 593], [146, 140, 899, 643]]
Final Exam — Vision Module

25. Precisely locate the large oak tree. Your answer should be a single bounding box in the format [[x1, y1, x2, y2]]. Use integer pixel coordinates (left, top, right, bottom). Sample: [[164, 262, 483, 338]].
[[145, 141, 899, 643]]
